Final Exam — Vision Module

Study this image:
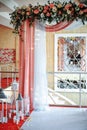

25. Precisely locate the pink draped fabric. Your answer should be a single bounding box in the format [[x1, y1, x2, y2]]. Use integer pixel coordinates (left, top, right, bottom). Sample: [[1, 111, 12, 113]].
[[19, 20, 35, 111], [19, 20, 72, 110], [46, 21, 73, 32], [19, 23, 25, 96]]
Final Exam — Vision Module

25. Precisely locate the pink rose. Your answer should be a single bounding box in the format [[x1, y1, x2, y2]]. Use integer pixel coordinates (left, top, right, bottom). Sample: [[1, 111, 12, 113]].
[[33, 9, 39, 14], [79, 3, 85, 8], [43, 9, 47, 13], [49, 3, 54, 8], [65, 3, 72, 10], [44, 5, 49, 10]]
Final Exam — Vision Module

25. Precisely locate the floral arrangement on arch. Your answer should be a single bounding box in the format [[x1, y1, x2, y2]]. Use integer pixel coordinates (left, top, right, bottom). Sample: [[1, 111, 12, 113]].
[[10, 1, 87, 33]]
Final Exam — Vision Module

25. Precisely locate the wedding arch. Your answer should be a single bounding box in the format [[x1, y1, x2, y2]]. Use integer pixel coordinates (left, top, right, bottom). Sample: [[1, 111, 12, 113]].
[[10, 1, 87, 111]]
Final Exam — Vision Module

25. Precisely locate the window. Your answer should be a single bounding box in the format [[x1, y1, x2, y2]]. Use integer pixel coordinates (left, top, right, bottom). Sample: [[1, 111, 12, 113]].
[[54, 33, 87, 91]]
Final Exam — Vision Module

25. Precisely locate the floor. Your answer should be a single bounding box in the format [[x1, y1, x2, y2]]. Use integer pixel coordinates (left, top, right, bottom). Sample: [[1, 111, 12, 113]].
[[21, 107, 87, 130]]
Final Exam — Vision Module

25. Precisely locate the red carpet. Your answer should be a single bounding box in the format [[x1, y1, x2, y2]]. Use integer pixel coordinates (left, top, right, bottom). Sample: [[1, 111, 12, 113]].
[[0, 102, 32, 130], [0, 116, 27, 130], [0, 104, 33, 130]]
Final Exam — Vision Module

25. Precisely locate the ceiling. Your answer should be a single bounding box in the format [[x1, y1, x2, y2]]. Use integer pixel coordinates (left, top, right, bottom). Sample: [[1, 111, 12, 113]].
[[0, 0, 85, 28]]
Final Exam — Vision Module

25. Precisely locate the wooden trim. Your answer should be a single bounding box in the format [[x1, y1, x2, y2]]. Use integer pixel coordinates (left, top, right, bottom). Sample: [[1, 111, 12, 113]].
[[0, 71, 19, 73]]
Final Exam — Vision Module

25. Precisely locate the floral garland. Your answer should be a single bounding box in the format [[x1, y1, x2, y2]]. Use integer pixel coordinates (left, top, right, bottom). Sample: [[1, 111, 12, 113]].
[[10, 1, 87, 33]]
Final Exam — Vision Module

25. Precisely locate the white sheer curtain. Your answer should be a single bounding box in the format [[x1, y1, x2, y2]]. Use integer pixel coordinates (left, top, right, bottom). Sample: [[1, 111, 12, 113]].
[[33, 21, 49, 111]]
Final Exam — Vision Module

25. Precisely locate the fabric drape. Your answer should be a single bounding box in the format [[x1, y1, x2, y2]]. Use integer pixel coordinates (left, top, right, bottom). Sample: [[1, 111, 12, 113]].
[[19, 20, 35, 111], [46, 21, 73, 32], [33, 21, 48, 110], [19, 23, 25, 96], [19, 20, 74, 111]]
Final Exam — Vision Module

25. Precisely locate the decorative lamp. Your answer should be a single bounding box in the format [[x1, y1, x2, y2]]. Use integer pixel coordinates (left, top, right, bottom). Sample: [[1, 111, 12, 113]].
[[15, 93, 24, 124], [10, 79, 19, 115], [0, 88, 7, 99]]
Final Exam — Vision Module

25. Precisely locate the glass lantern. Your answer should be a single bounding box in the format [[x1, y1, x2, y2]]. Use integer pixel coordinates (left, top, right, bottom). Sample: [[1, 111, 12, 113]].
[[15, 93, 24, 124]]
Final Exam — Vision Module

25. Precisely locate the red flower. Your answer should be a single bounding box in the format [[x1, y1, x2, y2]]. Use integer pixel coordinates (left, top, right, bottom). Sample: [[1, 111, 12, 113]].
[[78, 3, 85, 8], [49, 3, 54, 8], [65, 3, 72, 10], [33, 9, 39, 14], [43, 9, 47, 13], [44, 5, 49, 10]]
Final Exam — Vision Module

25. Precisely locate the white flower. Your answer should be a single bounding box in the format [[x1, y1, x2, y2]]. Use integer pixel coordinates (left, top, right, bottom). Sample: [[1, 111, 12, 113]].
[[40, 13, 45, 18]]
